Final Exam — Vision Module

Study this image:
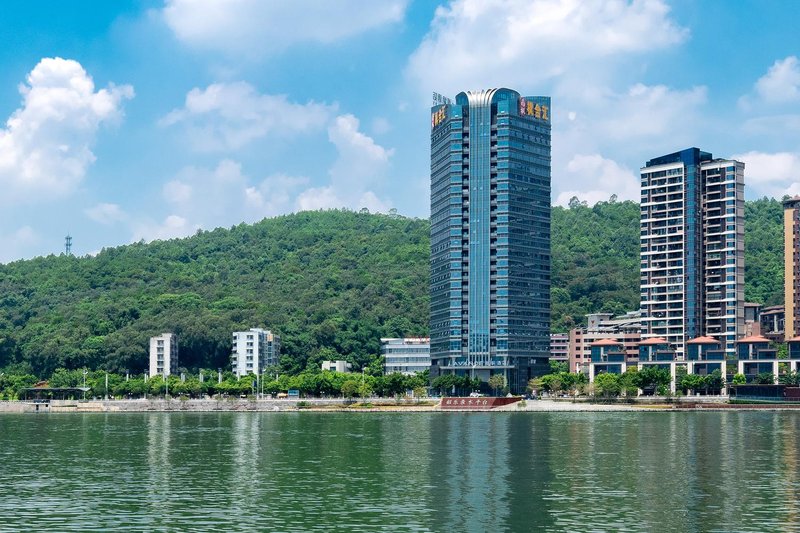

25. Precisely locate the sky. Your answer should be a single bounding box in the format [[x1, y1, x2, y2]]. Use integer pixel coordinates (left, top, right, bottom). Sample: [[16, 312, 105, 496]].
[[0, 0, 798, 262]]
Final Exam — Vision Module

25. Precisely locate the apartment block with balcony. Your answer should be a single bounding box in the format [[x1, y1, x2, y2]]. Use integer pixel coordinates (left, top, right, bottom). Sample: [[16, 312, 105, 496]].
[[785, 196, 800, 340], [640, 148, 744, 360], [549, 333, 569, 367], [231, 328, 280, 378], [149, 333, 178, 378]]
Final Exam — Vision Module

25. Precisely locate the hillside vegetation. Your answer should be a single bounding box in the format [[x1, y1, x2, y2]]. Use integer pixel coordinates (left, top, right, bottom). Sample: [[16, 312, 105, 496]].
[[0, 200, 785, 376]]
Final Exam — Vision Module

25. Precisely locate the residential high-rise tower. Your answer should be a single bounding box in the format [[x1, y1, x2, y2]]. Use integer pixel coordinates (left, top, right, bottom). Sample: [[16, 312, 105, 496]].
[[640, 148, 745, 358], [785, 196, 800, 339], [430, 88, 551, 393]]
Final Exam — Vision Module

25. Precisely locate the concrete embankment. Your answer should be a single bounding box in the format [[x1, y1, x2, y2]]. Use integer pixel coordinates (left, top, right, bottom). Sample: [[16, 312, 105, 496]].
[[4, 397, 800, 414], [0, 398, 439, 413]]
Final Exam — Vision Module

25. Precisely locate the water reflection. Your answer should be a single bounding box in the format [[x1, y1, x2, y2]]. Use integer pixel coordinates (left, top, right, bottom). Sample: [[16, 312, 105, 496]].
[[3, 412, 800, 531], [427, 414, 512, 532]]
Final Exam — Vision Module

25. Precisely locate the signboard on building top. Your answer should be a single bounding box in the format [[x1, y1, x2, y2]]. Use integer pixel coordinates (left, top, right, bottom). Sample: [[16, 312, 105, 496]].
[[431, 105, 447, 130], [432, 92, 452, 106], [518, 97, 549, 121]]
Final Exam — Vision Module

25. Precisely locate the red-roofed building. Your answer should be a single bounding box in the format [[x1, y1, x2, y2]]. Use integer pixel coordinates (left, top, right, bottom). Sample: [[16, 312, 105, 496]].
[[569, 311, 641, 374], [735, 335, 778, 382], [588, 338, 629, 382]]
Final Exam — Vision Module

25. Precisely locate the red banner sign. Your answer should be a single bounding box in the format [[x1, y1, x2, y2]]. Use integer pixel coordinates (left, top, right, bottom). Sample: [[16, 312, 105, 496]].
[[439, 397, 521, 410]]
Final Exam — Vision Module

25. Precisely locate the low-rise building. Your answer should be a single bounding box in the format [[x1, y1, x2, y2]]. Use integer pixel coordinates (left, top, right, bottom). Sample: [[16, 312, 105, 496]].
[[735, 335, 778, 382], [760, 305, 785, 343], [789, 337, 800, 362], [686, 336, 726, 378], [743, 303, 762, 337], [569, 311, 642, 373], [549, 333, 569, 367], [381, 337, 430, 375], [588, 339, 629, 381], [637, 338, 678, 392], [231, 328, 280, 378], [322, 360, 352, 373], [149, 333, 178, 378]]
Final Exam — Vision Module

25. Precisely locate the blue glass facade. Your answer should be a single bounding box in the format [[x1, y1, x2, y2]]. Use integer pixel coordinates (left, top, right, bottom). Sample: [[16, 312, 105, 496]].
[[430, 89, 551, 393]]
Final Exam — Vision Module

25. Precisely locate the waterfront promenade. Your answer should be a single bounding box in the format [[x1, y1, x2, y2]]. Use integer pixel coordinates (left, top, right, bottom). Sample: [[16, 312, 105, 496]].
[[4, 396, 800, 413]]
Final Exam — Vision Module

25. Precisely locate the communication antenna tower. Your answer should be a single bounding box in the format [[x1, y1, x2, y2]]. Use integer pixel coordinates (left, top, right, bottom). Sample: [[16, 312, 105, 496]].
[[65, 234, 72, 256]]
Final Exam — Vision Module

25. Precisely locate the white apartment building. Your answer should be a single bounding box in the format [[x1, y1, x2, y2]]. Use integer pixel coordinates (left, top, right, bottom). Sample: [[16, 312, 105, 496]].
[[549, 333, 569, 366], [149, 333, 178, 377], [231, 328, 280, 378], [322, 360, 352, 373], [381, 337, 430, 375], [640, 148, 744, 359]]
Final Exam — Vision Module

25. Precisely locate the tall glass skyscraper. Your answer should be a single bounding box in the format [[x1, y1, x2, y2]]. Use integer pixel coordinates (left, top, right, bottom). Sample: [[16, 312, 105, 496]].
[[640, 148, 744, 359], [430, 88, 551, 393]]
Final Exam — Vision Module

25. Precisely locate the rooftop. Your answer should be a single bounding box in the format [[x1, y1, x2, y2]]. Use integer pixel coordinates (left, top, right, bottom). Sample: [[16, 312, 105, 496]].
[[639, 337, 669, 346], [737, 335, 772, 344], [591, 338, 623, 347], [686, 336, 721, 345]]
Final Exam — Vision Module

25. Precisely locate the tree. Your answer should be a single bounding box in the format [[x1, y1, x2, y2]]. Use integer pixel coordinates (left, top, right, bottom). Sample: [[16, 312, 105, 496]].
[[527, 378, 544, 396], [755, 372, 775, 385], [732, 373, 747, 385], [779, 370, 800, 386], [679, 374, 706, 395], [488, 374, 506, 396], [706, 369, 725, 394], [619, 370, 640, 397], [593, 373, 621, 398], [340, 380, 359, 398], [549, 360, 568, 374], [540, 374, 562, 395], [358, 380, 373, 398], [636, 367, 672, 395]]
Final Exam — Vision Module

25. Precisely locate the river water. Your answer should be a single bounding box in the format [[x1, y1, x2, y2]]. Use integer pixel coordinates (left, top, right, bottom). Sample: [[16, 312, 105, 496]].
[[1, 412, 799, 532]]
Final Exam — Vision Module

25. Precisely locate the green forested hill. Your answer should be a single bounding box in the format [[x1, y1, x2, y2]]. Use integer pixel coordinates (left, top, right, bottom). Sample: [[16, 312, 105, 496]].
[[0, 211, 429, 376], [0, 200, 785, 376]]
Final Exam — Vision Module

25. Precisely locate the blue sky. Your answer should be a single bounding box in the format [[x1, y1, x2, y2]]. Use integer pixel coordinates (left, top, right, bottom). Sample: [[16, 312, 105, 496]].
[[0, 0, 798, 262]]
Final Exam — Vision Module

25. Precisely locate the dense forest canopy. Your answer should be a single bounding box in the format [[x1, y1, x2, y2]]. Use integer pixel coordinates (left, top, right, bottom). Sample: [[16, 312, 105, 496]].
[[0, 199, 785, 376]]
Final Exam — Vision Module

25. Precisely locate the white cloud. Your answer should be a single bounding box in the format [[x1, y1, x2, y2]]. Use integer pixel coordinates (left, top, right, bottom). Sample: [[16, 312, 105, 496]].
[[0, 226, 40, 263], [296, 186, 342, 211], [162, 0, 408, 57], [163, 180, 193, 204], [0, 57, 133, 204], [371, 117, 391, 135], [753, 56, 800, 105], [328, 114, 394, 186], [406, 0, 687, 96], [295, 114, 394, 212], [598, 84, 707, 141], [85, 203, 127, 225], [731, 151, 800, 198], [155, 159, 310, 231], [245, 173, 310, 214], [551, 83, 706, 205], [132, 214, 197, 243], [554, 154, 639, 206], [742, 114, 800, 135], [295, 187, 390, 213], [161, 82, 336, 151]]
